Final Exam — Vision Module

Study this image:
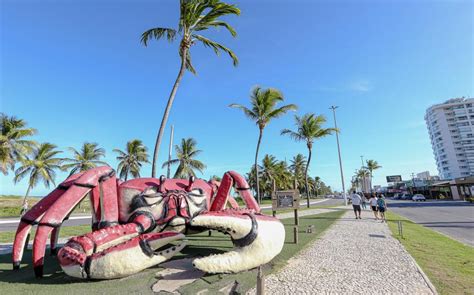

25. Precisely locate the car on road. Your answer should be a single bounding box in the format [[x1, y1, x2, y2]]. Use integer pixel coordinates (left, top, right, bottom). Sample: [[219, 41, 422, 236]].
[[400, 193, 413, 200], [412, 194, 426, 201]]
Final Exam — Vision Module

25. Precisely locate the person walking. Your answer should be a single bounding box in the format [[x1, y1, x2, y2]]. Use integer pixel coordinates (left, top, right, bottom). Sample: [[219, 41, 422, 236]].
[[350, 190, 362, 219], [377, 194, 387, 222], [369, 193, 379, 220], [361, 193, 367, 210]]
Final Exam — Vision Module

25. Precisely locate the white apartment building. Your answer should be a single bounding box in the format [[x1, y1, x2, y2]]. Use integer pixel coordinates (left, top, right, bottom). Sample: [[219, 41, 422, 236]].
[[425, 97, 474, 180]]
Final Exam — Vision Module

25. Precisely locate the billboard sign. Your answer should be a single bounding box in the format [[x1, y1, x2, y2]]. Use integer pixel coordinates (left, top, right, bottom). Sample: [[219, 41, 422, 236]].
[[386, 175, 402, 183]]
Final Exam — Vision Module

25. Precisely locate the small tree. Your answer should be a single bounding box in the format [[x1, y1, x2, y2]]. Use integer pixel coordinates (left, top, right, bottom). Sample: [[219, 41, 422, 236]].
[[162, 138, 206, 178], [62, 142, 108, 175], [14, 143, 63, 207], [114, 139, 149, 181]]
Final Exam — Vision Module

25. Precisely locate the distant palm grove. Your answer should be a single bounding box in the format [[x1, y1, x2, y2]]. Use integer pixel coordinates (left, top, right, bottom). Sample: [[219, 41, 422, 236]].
[[0, 0, 363, 208]]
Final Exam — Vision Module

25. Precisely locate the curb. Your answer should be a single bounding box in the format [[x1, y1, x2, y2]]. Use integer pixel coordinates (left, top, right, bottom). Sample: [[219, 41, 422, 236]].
[[393, 238, 438, 295]]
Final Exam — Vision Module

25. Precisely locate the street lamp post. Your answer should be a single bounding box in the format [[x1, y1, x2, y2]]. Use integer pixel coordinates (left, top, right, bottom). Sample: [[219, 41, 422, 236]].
[[166, 125, 174, 178], [360, 155, 366, 193], [330, 106, 347, 206]]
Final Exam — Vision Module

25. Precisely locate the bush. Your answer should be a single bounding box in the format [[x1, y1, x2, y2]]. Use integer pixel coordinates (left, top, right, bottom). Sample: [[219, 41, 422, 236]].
[[465, 197, 474, 203]]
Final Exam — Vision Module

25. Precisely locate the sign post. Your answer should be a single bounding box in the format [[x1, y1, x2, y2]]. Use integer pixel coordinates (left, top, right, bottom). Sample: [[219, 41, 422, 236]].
[[273, 190, 300, 243]]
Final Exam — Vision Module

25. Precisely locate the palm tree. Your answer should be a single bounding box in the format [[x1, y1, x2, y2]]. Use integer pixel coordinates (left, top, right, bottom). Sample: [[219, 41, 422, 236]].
[[162, 138, 206, 178], [313, 176, 322, 196], [274, 160, 293, 190], [366, 159, 381, 191], [113, 139, 149, 181], [0, 114, 37, 175], [289, 154, 307, 190], [259, 154, 279, 197], [142, 0, 240, 178], [14, 143, 63, 205], [355, 168, 370, 192], [281, 113, 337, 208], [229, 87, 297, 203], [62, 142, 108, 175]]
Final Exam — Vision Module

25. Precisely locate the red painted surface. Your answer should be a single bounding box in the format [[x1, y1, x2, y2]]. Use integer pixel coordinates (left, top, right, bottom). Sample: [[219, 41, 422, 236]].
[[210, 171, 260, 212]]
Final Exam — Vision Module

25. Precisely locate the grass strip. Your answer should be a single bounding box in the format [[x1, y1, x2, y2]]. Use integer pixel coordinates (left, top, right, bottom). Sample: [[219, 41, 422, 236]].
[[386, 211, 474, 295], [0, 210, 344, 294]]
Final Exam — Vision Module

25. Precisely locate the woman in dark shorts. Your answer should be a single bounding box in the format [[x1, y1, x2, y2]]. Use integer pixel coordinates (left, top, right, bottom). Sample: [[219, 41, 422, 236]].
[[377, 195, 387, 222], [369, 193, 378, 220]]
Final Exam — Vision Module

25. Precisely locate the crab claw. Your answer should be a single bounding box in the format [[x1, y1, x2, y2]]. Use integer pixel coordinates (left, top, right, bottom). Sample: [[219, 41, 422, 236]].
[[190, 210, 285, 273], [58, 232, 186, 279]]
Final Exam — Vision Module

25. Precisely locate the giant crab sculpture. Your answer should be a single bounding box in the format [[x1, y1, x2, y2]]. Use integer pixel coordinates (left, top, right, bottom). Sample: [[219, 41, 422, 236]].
[[12, 166, 285, 279]]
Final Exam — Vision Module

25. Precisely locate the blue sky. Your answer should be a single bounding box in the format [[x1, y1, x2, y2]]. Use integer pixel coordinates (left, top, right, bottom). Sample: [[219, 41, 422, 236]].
[[1, 0, 473, 196]]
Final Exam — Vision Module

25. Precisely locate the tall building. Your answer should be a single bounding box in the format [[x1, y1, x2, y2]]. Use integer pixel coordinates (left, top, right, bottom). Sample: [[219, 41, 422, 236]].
[[425, 97, 474, 179]]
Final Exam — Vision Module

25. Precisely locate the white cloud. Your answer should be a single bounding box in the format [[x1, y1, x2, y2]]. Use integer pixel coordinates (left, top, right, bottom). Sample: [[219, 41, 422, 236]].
[[349, 79, 372, 92]]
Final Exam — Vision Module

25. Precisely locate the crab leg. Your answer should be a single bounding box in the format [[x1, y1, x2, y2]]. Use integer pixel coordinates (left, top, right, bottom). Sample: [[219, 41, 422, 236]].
[[12, 172, 83, 269], [210, 171, 260, 212], [12, 166, 119, 278], [190, 209, 285, 273]]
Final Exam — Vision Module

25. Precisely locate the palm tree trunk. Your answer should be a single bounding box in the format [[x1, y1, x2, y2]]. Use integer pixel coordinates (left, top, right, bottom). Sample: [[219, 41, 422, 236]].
[[21, 185, 31, 213], [254, 128, 263, 204], [305, 146, 312, 208], [151, 46, 188, 178]]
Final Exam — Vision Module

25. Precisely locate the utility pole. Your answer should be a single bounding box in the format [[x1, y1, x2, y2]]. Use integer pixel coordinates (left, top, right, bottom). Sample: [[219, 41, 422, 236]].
[[411, 172, 416, 194], [166, 125, 174, 178], [360, 155, 365, 193], [330, 106, 347, 205]]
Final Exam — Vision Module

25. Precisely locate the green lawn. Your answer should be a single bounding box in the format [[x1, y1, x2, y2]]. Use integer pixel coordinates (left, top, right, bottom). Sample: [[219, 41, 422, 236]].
[[0, 225, 91, 244], [0, 210, 344, 294], [0, 195, 92, 218], [386, 212, 474, 295]]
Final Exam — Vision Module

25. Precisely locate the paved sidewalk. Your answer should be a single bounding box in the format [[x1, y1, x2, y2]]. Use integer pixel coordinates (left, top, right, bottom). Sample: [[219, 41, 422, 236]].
[[249, 209, 436, 294]]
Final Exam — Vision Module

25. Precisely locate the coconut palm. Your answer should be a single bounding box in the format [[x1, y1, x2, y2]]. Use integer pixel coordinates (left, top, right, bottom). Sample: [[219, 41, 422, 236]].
[[113, 140, 149, 181], [366, 159, 381, 190], [281, 113, 337, 208], [289, 154, 307, 190], [14, 143, 63, 205], [274, 160, 293, 190], [259, 154, 279, 197], [142, 0, 240, 178], [229, 87, 297, 203], [0, 114, 37, 175], [162, 138, 206, 178], [355, 168, 370, 192], [62, 142, 108, 175]]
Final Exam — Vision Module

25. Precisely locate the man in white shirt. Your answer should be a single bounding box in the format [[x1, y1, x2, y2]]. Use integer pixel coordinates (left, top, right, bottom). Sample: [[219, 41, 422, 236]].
[[350, 191, 362, 219]]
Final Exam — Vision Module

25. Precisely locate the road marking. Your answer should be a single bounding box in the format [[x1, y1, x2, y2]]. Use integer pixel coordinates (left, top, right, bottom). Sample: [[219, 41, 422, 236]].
[[0, 215, 92, 225]]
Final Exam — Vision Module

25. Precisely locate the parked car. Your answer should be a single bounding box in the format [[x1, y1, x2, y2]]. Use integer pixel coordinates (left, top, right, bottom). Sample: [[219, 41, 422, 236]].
[[412, 194, 426, 201], [400, 193, 413, 200], [392, 193, 401, 200]]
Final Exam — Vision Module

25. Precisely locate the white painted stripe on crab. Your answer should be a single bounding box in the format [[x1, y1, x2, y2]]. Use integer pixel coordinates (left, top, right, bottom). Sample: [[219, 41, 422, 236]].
[[87, 235, 186, 279], [190, 214, 252, 239], [191, 217, 285, 273]]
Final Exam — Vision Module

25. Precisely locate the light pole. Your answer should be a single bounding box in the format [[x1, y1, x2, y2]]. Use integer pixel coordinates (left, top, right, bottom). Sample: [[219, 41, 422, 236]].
[[166, 125, 174, 178], [360, 155, 366, 193], [330, 106, 347, 206]]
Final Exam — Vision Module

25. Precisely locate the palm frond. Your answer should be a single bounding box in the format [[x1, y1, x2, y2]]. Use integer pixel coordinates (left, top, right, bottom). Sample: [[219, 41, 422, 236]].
[[141, 27, 177, 46], [192, 34, 238, 66]]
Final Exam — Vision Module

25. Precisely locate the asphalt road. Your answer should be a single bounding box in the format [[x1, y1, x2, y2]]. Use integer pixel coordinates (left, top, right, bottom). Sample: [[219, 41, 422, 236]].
[[388, 200, 474, 246], [0, 198, 343, 232]]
